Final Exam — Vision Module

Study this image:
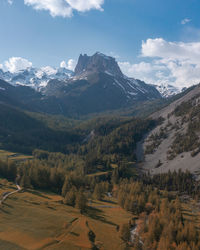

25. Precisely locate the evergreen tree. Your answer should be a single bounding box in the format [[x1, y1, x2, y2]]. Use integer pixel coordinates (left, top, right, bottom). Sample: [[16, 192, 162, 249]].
[[75, 191, 87, 213], [120, 223, 131, 243], [64, 187, 77, 206], [93, 184, 103, 200], [20, 174, 31, 188]]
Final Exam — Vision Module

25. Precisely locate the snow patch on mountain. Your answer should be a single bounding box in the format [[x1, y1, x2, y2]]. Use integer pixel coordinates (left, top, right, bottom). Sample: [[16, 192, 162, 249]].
[[0, 67, 73, 91], [155, 83, 181, 97]]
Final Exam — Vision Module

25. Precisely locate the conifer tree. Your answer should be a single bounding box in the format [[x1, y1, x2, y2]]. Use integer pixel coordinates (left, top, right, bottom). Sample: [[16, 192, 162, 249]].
[[120, 223, 131, 243], [75, 191, 87, 213]]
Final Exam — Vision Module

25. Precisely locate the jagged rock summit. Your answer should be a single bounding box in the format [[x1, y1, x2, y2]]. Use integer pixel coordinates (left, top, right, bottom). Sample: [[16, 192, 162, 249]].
[[75, 52, 123, 77]]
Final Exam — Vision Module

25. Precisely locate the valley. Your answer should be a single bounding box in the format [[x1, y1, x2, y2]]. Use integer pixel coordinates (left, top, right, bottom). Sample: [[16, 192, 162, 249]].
[[1, 52, 200, 250], [2, 0, 200, 249]]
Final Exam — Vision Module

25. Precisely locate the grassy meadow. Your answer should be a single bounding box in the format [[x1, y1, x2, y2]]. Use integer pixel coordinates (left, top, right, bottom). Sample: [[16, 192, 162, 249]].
[[0, 179, 133, 250]]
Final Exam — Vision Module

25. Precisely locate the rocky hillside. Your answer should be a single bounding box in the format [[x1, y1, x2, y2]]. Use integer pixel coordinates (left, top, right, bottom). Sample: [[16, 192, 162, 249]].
[[138, 84, 200, 177]]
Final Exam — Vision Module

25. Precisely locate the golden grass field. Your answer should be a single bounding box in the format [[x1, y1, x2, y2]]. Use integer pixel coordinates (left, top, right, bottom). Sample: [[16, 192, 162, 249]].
[[0, 179, 133, 250], [0, 150, 33, 162]]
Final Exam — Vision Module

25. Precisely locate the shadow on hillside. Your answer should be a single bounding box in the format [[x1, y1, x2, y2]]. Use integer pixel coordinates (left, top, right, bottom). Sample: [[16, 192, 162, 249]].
[[101, 199, 117, 204], [3, 203, 13, 208], [0, 206, 11, 214], [27, 189, 51, 199], [85, 206, 116, 226]]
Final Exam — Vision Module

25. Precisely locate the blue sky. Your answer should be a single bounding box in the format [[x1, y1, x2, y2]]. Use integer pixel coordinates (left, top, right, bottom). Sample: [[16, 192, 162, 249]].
[[1, 0, 200, 88]]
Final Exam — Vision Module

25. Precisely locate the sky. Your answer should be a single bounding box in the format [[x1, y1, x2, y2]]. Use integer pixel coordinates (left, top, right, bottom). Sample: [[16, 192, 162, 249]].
[[1, 0, 200, 89]]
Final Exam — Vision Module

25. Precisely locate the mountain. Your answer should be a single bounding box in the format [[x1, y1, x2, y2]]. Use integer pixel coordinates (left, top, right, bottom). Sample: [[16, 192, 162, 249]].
[[0, 100, 82, 154], [0, 52, 163, 116], [74, 52, 123, 77], [155, 83, 180, 98], [137, 84, 200, 177], [0, 78, 43, 109], [0, 66, 73, 91], [0, 55, 181, 98], [43, 52, 162, 115]]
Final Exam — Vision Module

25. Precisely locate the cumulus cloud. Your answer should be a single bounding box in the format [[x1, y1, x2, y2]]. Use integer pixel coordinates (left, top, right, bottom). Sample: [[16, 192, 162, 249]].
[[7, 0, 13, 5], [141, 38, 200, 64], [60, 61, 67, 68], [4, 57, 32, 73], [109, 51, 120, 59], [119, 60, 172, 87], [181, 18, 191, 25], [60, 59, 76, 70], [24, 0, 104, 18], [119, 61, 165, 75], [41, 66, 57, 75], [119, 38, 200, 89]]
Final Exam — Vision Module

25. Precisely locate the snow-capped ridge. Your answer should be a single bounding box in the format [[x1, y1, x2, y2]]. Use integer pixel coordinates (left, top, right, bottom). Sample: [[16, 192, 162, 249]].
[[0, 66, 74, 91], [155, 83, 181, 97]]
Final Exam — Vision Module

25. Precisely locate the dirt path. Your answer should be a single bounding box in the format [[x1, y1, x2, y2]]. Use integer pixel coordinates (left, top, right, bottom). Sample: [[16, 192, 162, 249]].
[[0, 184, 21, 206]]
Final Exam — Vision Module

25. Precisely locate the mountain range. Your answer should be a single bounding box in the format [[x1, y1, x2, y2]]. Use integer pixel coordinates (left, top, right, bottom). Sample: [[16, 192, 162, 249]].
[[0, 52, 165, 116], [0, 66, 73, 91], [0, 52, 180, 99]]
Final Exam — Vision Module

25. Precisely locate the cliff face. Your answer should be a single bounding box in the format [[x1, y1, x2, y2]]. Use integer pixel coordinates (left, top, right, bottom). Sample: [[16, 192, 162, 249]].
[[74, 52, 123, 77]]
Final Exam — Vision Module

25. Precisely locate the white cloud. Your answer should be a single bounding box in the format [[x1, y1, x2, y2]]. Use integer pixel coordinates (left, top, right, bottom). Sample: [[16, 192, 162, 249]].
[[7, 0, 13, 5], [60, 61, 67, 68], [181, 18, 191, 25], [119, 38, 200, 89], [109, 51, 120, 59], [119, 61, 172, 87], [41, 66, 57, 75], [60, 59, 76, 70], [141, 38, 200, 64], [23, 0, 104, 18], [4, 57, 32, 73], [66, 0, 104, 12], [119, 61, 165, 75]]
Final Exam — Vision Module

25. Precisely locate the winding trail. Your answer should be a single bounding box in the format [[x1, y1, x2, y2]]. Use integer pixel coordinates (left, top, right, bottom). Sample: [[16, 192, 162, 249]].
[[0, 183, 22, 206]]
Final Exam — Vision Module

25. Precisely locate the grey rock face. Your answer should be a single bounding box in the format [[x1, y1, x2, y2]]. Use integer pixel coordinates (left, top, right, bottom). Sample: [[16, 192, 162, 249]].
[[75, 52, 123, 77]]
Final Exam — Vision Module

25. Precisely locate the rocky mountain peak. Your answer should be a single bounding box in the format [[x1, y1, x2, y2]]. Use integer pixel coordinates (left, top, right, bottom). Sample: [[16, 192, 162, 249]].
[[74, 52, 123, 77]]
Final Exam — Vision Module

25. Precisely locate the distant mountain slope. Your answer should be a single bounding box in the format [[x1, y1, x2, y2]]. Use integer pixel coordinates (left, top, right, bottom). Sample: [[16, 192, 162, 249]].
[[0, 79, 42, 109], [139, 84, 200, 177], [0, 102, 81, 154]]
